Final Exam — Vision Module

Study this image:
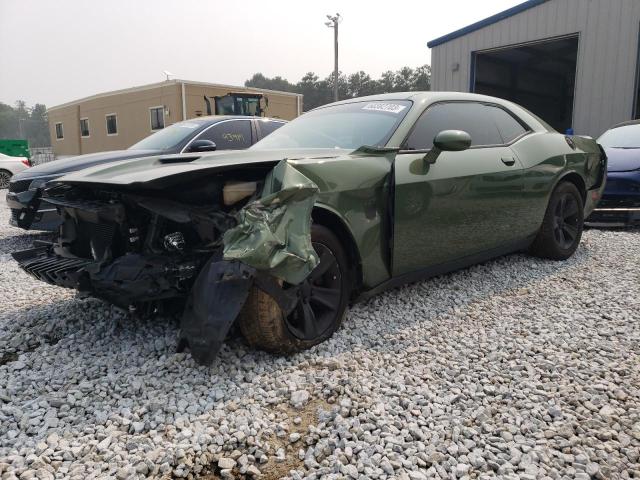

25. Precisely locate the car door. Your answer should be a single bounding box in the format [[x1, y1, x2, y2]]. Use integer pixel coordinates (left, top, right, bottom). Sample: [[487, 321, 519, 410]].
[[392, 101, 529, 276], [196, 119, 254, 150]]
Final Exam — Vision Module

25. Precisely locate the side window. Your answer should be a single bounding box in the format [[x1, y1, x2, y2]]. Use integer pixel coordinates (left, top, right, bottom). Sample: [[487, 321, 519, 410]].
[[150, 107, 165, 130], [404, 102, 503, 150], [486, 106, 527, 143], [106, 114, 118, 135], [80, 118, 90, 137], [258, 120, 285, 138], [199, 120, 252, 150]]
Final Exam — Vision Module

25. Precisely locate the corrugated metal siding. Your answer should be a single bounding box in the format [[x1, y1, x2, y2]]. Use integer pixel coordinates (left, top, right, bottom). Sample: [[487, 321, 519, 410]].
[[430, 0, 640, 136]]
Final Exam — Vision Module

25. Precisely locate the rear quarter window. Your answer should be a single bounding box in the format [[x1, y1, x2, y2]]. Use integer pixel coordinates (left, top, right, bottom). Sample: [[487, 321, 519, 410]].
[[486, 106, 528, 143], [258, 120, 285, 138]]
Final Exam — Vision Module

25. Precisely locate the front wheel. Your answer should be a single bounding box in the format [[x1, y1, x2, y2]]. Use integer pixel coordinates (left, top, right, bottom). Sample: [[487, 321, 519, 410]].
[[530, 181, 584, 260], [238, 224, 350, 353], [0, 170, 11, 189]]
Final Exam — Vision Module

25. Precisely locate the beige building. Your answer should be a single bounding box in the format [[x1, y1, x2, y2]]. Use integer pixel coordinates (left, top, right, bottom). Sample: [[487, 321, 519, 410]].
[[48, 80, 303, 156]]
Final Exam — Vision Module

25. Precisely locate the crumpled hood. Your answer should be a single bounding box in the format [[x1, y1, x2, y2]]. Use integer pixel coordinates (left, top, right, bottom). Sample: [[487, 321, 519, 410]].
[[55, 148, 352, 188], [605, 147, 640, 172], [12, 149, 160, 180]]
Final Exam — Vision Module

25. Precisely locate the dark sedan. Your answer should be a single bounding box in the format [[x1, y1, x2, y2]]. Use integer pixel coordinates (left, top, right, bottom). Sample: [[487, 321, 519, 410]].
[[586, 120, 640, 226], [7, 115, 285, 230]]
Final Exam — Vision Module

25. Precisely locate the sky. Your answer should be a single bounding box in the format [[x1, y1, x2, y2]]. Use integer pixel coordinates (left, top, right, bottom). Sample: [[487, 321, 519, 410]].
[[0, 0, 518, 108]]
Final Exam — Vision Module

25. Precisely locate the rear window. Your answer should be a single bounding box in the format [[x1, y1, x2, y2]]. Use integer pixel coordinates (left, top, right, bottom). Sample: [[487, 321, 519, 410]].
[[598, 124, 640, 148]]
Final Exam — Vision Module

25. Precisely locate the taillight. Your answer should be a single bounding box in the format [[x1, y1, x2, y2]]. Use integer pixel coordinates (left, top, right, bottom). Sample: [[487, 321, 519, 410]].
[[21, 158, 31, 168]]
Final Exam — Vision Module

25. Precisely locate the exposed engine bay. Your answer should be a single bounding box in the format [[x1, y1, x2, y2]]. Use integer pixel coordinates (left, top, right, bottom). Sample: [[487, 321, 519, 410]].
[[12, 161, 320, 364]]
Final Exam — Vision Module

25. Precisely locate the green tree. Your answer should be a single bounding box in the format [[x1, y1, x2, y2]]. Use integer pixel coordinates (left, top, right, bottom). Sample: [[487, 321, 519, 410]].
[[394, 67, 415, 91], [324, 72, 349, 103], [296, 72, 324, 111], [347, 71, 380, 98], [244, 73, 298, 93], [27, 104, 50, 147], [412, 65, 431, 91], [0, 100, 51, 147], [378, 71, 396, 93]]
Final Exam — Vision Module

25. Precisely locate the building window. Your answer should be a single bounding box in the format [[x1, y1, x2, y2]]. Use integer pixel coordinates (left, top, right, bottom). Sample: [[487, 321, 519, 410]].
[[106, 114, 118, 135], [55, 122, 64, 140], [150, 106, 165, 130], [80, 118, 90, 137]]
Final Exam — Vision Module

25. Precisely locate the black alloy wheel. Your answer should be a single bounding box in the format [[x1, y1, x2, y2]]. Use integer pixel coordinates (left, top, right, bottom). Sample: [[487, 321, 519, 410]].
[[0, 170, 11, 189], [552, 192, 580, 250], [530, 181, 584, 260], [284, 242, 343, 341], [238, 224, 350, 353]]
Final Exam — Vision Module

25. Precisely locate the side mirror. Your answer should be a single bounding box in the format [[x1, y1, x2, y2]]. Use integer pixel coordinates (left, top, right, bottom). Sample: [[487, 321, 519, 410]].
[[424, 130, 472, 164], [187, 139, 217, 153]]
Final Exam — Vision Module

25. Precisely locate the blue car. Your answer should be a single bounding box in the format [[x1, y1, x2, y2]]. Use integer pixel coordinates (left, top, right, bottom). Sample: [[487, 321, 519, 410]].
[[586, 120, 640, 227]]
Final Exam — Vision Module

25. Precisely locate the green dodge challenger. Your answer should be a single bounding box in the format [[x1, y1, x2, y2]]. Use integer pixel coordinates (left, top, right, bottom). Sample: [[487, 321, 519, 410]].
[[13, 92, 607, 364]]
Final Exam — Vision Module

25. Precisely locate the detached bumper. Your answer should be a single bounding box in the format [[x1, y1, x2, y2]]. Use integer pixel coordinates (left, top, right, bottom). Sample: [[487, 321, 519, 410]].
[[12, 243, 199, 307], [13, 244, 94, 288]]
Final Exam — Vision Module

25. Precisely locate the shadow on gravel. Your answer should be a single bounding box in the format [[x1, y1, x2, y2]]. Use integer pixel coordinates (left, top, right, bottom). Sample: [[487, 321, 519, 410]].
[[0, 230, 54, 253], [0, 298, 105, 365]]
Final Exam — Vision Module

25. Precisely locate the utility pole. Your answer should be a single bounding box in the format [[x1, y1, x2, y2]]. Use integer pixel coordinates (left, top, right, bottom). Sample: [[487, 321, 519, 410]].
[[325, 13, 341, 102]]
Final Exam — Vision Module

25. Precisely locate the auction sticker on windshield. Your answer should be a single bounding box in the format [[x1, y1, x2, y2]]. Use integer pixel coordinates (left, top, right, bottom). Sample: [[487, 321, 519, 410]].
[[362, 103, 407, 114]]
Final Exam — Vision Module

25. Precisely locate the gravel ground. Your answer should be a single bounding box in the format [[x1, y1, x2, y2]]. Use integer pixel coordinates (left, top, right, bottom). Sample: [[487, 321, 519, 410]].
[[0, 199, 639, 480]]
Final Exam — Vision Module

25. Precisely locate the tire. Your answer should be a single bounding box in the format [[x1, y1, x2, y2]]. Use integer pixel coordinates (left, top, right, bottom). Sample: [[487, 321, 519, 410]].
[[530, 181, 584, 260], [238, 224, 350, 353], [0, 170, 11, 189]]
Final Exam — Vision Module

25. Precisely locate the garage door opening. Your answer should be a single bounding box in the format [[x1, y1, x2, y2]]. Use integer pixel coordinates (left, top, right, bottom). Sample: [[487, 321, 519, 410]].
[[472, 35, 579, 133]]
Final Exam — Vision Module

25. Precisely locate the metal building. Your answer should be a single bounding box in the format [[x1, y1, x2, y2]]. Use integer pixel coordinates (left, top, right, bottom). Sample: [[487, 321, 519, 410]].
[[428, 0, 640, 137]]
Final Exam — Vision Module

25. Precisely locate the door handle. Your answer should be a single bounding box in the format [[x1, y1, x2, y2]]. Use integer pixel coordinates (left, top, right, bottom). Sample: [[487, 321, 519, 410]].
[[501, 157, 516, 166]]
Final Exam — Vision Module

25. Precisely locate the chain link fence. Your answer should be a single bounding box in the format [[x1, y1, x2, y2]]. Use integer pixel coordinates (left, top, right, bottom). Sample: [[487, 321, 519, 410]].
[[29, 147, 55, 166]]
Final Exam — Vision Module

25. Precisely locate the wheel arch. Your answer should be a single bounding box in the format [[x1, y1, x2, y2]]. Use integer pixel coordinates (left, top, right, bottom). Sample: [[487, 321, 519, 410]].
[[311, 205, 362, 297], [555, 171, 587, 204]]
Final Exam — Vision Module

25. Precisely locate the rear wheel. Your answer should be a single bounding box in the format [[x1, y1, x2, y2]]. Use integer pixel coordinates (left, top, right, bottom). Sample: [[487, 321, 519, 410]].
[[238, 224, 350, 353], [530, 181, 584, 260], [0, 170, 11, 189]]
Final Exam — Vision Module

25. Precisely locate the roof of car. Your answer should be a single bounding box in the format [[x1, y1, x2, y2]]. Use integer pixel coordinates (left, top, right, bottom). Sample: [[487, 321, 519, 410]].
[[180, 115, 287, 124], [321, 91, 521, 107], [609, 119, 640, 129]]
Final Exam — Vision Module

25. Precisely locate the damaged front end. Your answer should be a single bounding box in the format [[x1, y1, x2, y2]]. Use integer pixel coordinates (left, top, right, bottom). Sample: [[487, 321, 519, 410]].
[[12, 160, 319, 364]]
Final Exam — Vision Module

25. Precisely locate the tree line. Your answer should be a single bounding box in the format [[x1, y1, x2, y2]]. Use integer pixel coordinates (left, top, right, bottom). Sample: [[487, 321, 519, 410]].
[[0, 101, 50, 147], [245, 65, 431, 111]]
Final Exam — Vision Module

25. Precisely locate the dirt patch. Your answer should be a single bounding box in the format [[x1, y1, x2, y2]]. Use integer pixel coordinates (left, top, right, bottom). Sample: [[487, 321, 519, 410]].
[[199, 396, 332, 480], [259, 397, 331, 480]]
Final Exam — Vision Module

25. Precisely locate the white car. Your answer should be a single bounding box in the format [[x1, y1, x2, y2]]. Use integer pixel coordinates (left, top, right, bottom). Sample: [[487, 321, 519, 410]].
[[0, 153, 30, 189]]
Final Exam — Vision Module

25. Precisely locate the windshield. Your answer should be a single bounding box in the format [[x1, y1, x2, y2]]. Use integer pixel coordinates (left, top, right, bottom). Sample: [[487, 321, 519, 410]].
[[251, 100, 412, 150], [598, 124, 640, 149], [128, 120, 206, 150]]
